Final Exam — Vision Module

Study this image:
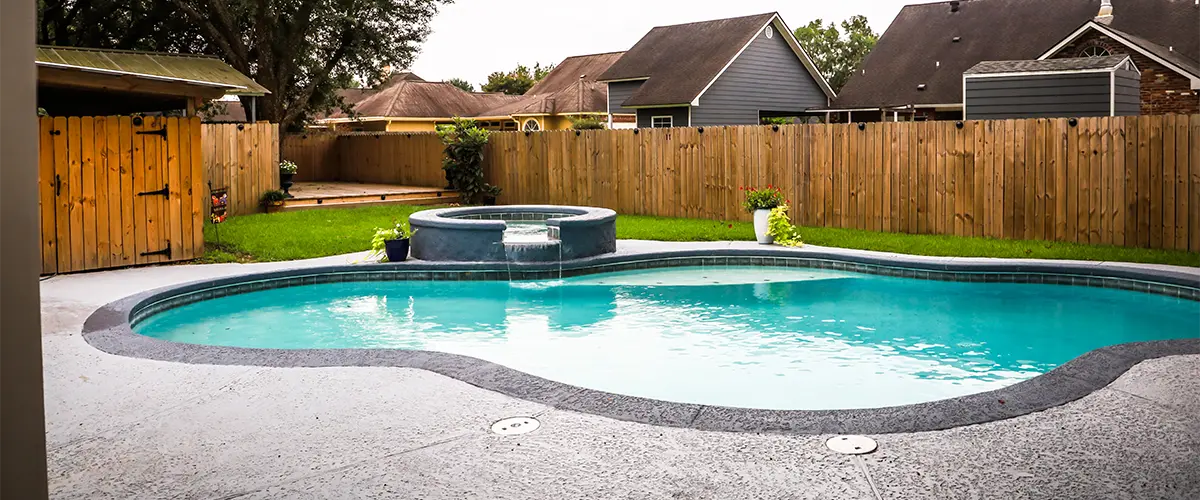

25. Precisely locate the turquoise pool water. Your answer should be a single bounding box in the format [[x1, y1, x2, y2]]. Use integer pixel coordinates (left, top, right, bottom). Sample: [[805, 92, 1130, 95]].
[[134, 267, 1199, 410]]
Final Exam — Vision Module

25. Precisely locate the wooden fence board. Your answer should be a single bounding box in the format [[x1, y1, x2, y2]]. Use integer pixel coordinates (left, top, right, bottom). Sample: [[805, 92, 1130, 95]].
[[1149, 115, 1163, 249], [1192, 115, 1200, 252], [1175, 114, 1190, 251], [94, 117, 110, 269], [38, 118, 58, 274]]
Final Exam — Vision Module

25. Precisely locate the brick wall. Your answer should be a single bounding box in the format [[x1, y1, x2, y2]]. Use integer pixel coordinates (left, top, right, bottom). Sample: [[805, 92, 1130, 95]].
[[1052, 30, 1198, 115]]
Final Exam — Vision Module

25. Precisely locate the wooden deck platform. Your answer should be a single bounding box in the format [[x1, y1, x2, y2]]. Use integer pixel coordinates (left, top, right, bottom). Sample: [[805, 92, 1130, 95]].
[[282, 182, 459, 211]]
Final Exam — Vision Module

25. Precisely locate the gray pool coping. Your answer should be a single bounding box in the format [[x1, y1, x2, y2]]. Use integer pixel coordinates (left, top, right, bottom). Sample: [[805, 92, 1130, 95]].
[[81, 242, 1200, 435]]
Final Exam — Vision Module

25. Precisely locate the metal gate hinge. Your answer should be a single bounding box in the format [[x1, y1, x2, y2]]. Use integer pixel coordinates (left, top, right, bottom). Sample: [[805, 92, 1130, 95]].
[[137, 184, 169, 199], [136, 128, 168, 138], [140, 242, 171, 258]]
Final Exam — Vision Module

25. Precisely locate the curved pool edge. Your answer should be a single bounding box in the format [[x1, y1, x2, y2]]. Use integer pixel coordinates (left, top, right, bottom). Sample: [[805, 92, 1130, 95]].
[[81, 246, 1200, 435]]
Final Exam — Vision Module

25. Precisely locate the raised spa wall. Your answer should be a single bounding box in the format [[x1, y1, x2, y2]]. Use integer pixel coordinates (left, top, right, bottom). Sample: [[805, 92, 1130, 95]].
[[409, 205, 617, 263]]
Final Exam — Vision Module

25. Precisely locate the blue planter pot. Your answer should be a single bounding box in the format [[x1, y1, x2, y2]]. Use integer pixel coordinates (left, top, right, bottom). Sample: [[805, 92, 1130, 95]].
[[384, 238, 410, 262]]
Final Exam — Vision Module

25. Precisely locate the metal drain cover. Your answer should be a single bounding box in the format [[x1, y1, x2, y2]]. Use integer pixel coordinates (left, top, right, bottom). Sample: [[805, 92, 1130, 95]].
[[491, 416, 540, 436], [826, 435, 878, 455]]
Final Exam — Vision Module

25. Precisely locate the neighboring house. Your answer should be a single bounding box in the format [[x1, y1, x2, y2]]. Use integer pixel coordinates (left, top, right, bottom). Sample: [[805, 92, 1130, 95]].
[[318, 72, 524, 132], [483, 52, 630, 131], [317, 53, 629, 132], [828, 0, 1199, 122], [36, 45, 267, 117], [597, 12, 834, 128]]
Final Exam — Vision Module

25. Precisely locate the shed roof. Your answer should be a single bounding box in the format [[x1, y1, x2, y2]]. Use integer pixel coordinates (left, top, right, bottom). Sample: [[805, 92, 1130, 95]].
[[834, 0, 1198, 109], [597, 13, 779, 106], [36, 45, 269, 96], [965, 55, 1132, 74]]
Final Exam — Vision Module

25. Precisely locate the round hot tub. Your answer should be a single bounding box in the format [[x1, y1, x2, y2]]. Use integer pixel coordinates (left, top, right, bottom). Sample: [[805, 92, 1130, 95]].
[[409, 205, 616, 262]]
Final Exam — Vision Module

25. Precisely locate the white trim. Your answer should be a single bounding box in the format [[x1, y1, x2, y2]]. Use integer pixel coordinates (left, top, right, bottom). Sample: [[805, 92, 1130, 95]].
[[36, 60, 249, 91], [651, 115, 674, 128], [521, 118, 542, 132], [595, 77, 650, 84], [1037, 21, 1200, 88], [1110, 71, 1116, 116], [963, 68, 1119, 79], [606, 82, 613, 129], [687, 106, 692, 127], [962, 75, 967, 120], [622, 103, 693, 109], [691, 14, 837, 108]]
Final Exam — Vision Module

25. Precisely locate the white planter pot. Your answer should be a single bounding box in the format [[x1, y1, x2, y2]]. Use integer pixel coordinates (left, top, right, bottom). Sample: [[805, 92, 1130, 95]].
[[753, 209, 774, 244]]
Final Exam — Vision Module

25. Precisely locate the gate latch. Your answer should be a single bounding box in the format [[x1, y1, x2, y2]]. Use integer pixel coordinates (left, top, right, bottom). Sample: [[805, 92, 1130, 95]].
[[140, 242, 172, 259], [136, 128, 168, 138], [138, 184, 169, 199]]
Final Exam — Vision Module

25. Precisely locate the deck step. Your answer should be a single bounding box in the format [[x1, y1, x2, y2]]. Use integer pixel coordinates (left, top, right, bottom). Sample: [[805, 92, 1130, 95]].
[[280, 194, 459, 212]]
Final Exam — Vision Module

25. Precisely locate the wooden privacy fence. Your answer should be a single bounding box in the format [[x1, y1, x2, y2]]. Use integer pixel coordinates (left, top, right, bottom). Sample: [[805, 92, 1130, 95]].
[[282, 132, 446, 187], [38, 116, 205, 275], [281, 131, 341, 182], [202, 123, 280, 216], [485, 115, 1199, 252]]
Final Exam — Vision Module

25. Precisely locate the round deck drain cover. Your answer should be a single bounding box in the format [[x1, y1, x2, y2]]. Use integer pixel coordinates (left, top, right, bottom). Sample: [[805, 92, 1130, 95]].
[[825, 435, 877, 455], [491, 416, 540, 436]]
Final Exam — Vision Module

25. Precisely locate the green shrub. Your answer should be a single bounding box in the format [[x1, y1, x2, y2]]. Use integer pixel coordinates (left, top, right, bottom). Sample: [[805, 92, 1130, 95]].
[[569, 116, 606, 130], [741, 186, 785, 212], [259, 190, 287, 205], [761, 117, 795, 125], [437, 117, 498, 204]]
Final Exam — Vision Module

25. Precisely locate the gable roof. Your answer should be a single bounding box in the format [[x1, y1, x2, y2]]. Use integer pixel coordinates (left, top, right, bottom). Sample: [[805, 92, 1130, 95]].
[[327, 80, 523, 120], [36, 45, 269, 96], [336, 71, 426, 107], [965, 55, 1133, 75], [527, 52, 624, 96], [834, 0, 1199, 109], [481, 52, 625, 116], [598, 13, 832, 107], [1039, 22, 1200, 84]]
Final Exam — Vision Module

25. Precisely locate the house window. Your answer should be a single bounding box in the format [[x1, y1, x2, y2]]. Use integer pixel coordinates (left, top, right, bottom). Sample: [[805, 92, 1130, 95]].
[[522, 119, 541, 132], [1079, 45, 1111, 57], [651, 116, 673, 128], [764, 26, 774, 39]]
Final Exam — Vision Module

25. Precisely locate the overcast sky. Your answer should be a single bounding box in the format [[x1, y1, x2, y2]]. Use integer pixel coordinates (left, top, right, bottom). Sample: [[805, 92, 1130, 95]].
[[410, 0, 912, 86]]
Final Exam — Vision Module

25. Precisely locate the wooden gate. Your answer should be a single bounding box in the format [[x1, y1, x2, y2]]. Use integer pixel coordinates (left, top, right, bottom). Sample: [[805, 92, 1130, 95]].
[[38, 116, 205, 275]]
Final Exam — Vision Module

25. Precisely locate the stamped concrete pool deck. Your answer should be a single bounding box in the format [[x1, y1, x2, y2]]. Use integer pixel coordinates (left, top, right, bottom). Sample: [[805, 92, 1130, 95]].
[[41, 242, 1200, 499]]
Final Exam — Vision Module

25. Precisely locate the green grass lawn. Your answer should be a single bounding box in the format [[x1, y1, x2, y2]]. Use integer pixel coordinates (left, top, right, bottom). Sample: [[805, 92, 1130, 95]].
[[204, 205, 1199, 267]]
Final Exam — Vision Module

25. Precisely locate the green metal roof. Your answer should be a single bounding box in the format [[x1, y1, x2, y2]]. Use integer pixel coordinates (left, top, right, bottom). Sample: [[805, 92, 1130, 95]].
[[36, 45, 269, 96]]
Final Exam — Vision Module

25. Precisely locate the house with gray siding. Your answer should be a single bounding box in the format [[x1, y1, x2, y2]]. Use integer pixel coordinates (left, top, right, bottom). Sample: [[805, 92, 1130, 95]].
[[597, 13, 834, 128], [964, 56, 1140, 119]]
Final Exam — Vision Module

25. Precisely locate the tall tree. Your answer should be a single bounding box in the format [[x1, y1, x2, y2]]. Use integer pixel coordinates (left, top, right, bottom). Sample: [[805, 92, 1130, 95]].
[[480, 62, 554, 95], [446, 77, 475, 93], [36, 0, 448, 132], [793, 15, 878, 93]]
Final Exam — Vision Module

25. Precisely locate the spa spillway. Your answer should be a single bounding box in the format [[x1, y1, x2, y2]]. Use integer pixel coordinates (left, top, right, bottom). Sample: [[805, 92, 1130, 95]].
[[409, 205, 617, 262]]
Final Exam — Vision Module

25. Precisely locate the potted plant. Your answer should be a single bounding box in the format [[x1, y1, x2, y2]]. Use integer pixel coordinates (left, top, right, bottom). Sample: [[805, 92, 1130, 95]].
[[279, 160, 298, 198], [260, 189, 287, 213], [742, 186, 785, 244], [370, 221, 413, 263]]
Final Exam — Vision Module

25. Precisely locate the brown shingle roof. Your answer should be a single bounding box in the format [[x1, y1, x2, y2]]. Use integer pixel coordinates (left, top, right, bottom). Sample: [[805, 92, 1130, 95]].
[[1093, 24, 1200, 78], [598, 13, 779, 106], [328, 80, 522, 119], [482, 52, 626, 116], [834, 0, 1199, 109]]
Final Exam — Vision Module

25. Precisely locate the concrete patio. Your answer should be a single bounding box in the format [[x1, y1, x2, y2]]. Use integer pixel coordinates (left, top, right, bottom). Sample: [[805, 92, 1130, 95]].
[[41, 245, 1200, 499]]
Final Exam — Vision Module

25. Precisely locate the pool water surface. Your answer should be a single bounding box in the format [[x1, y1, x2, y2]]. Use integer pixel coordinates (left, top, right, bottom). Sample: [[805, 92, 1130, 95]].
[[134, 267, 1199, 410]]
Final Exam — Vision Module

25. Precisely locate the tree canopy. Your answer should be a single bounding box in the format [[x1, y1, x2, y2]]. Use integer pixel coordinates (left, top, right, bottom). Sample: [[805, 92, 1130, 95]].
[[480, 63, 554, 95], [36, 0, 448, 132], [446, 78, 475, 93], [793, 15, 878, 93]]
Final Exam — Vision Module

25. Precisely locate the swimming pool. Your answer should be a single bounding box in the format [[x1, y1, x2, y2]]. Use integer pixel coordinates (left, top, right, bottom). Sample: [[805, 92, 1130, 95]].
[[131, 266, 1198, 410]]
